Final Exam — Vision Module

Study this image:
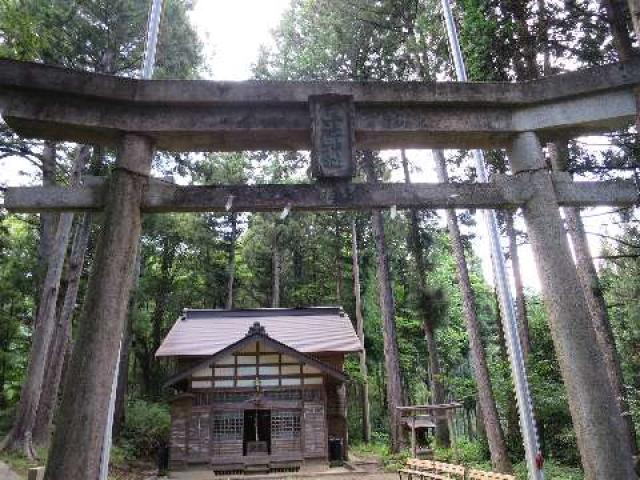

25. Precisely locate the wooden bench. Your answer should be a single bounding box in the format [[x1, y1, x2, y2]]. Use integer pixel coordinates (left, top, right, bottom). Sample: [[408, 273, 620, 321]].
[[399, 459, 516, 480], [399, 459, 465, 479], [468, 468, 516, 480]]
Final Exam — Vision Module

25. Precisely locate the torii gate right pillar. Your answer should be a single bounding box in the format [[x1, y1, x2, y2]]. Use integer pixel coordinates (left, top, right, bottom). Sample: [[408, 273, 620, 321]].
[[507, 132, 636, 480]]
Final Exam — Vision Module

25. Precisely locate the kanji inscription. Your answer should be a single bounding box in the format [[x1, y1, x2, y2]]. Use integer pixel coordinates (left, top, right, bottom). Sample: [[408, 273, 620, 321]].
[[309, 94, 355, 179]]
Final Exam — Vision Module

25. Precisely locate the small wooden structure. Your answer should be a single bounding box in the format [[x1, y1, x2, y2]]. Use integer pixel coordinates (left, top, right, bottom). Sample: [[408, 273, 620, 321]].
[[157, 307, 361, 474], [397, 403, 463, 458]]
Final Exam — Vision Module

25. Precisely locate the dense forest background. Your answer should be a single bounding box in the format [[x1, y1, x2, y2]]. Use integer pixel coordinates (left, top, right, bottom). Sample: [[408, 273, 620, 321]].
[[0, 0, 639, 479]]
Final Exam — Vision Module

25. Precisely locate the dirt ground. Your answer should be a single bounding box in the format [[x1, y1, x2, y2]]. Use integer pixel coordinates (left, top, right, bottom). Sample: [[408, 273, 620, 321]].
[[167, 472, 397, 480], [0, 460, 21, 480]]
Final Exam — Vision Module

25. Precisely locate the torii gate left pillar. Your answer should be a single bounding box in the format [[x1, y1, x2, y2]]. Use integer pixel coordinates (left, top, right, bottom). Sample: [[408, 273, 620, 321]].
[[44, 134, 154, 480]]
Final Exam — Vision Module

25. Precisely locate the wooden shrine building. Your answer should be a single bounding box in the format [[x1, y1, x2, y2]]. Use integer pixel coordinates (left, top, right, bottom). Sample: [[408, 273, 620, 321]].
[[156, 307, 362, 474]]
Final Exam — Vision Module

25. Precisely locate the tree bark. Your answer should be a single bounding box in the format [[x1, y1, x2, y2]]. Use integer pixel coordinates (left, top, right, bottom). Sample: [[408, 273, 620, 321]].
[[146, 238, 177, 398], [113, 298, 133, 440], [493, 289, 523, 453], [36, 142, 58, 308], [335, 214, 344, 303], [32, 211, 93, 448], [2, 145, 91, 458], [351, 219, 371, 443], [505, 213, 531, 363], [433, 150, 513, 473], [602, 0, 636, 61], [550, 142, 638, 456], [226, 214, 237, 310], [626, 0, 640, 43], [361, 151, 405, 453], [44, 134, 154, 480], [113, 243, 143, 439], [271, 219, 281, 308], [401, 150, 450, 447]]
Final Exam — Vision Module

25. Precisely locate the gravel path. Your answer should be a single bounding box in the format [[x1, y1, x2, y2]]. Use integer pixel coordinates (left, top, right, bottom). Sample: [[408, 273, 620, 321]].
[[0, 460, 21, 480]]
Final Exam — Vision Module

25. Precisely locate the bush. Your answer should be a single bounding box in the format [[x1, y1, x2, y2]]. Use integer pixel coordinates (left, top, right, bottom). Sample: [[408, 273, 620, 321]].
[[0, 407, 15, 436], [118, 399, 170, 460], [434, 438, 490, 468]]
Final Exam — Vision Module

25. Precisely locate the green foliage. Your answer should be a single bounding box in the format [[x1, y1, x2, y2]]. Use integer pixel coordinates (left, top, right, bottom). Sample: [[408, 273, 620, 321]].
[[0, 0, 202, 77], [0, 215, 37, 408], [434, 439, 584, 479], [0, 447, 47, 477], [434, 438, 489, 466], [117, 400, 170, 460]]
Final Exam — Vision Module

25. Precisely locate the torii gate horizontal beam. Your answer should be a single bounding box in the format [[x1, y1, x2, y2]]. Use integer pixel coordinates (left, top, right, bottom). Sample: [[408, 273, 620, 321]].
[[5, 173, 636, 213], [0, 59, 638, 151]]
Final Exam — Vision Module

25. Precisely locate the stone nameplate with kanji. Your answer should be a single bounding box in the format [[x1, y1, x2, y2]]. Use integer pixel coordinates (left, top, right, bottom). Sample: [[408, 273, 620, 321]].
[[309, 94, 355, 179]]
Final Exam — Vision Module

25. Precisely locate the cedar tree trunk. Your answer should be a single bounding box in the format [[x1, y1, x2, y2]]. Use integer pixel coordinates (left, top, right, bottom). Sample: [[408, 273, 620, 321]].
[[351, 219, 371, 443], [433, 150, 512, 473], [226, 213, 237, 309], [33, 211, 93, 448], [505, 213, 531, 362], [271, 219, 281, 308], [2, 146, 91, 458], [401, 150, 450, 447], [361, 151, 405, 453]]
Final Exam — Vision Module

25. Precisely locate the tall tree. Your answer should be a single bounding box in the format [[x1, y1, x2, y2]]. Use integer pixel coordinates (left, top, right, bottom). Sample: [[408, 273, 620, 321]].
[[433, 150, 512, 473], [504, 213, 531, 362], [351, 218, 372, 443], [361, 151, 406, 452], [32, 211, 93, 447], [272, 220, 282, 309], [1, 145, 91, 457], [401, 151, 450, 447]]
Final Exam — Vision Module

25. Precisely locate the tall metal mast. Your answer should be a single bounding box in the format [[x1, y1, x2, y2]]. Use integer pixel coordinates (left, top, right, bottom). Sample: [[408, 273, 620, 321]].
[[142, 0, 164, 80], [99, 1, 164, 478], [440, 1, 544, 479]]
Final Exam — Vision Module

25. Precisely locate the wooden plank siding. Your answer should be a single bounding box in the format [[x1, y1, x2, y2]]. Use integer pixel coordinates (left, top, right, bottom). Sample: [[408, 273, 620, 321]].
[[304, 402, 328, 458], [169, 347, 344, 468]]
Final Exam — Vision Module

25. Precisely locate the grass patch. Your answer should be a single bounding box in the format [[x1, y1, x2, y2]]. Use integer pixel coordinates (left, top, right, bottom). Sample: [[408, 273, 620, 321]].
[[432, 441, 584, 480], [0, 450, 43, 479], [349, 442, 409, 472]]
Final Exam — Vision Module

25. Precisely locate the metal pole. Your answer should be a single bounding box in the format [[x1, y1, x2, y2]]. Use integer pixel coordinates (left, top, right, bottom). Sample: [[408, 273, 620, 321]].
[[439, 1, 544, 479], [99, 1, 164, 478], [142, 0, 165, 80]]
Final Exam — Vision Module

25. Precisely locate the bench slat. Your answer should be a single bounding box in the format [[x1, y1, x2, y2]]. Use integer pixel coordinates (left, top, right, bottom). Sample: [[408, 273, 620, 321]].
[[399, 469, 450, 480], [468, 468, 516, 480]]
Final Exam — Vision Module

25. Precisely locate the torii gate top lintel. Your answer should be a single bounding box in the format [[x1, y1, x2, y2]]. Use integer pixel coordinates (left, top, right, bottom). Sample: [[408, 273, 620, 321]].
[[0, 58, 638, 152]]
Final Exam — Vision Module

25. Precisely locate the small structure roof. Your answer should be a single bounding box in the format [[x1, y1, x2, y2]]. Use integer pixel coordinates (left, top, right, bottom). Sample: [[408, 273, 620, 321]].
[[156, 307, 362, 357], [401, 416, 437, 429]]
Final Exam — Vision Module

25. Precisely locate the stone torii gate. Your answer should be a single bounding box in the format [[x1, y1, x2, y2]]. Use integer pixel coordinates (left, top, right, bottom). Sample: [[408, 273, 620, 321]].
[[1, 58, 639, 479]]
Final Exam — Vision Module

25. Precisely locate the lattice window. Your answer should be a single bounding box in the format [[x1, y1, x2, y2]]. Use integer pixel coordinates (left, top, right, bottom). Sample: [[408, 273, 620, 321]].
[[271, 411, 301, 440], [212, 413, 243, 440]]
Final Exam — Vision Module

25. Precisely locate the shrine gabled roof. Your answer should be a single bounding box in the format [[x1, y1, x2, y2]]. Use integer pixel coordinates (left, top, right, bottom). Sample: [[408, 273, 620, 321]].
[[155, 307, 362, 357], [163, 321, 349, 387]]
